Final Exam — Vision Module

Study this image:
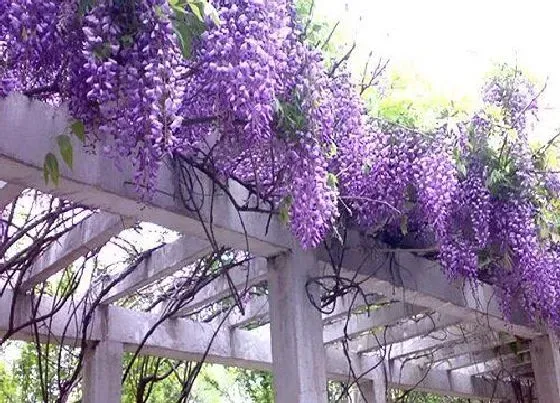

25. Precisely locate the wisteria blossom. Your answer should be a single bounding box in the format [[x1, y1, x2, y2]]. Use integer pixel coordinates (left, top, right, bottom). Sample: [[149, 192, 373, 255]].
[[1, 0, 560, 330]]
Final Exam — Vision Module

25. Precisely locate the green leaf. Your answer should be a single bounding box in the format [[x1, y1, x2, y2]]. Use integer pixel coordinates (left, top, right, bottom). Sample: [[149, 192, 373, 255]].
[[400, 214, 408, 235], [279, 205, 290, 224], [327, 172, 338, 188], [93, 43, 112, 60], [203, 1, 221, 25], [70, 120, 86, 143], [173, 11, 205, 58], [120, 34, 134, 47], [279, 194, 292, 225], [210, 258, 221, 273], [43, 153, 60, 186], [187, 0, 204, 21], [56, 135, 73, 169], [501, 247, 513, 271], [456, 160, 467, 177], [486, 169, 504, 190], [186, 0, 220, 25], [43, 163, 49, 184], [327, 143, 337, 157], [539, 225, 550, 240], [78, 0, 94, 15], [154, 5, 165, 18], [174, 22, 193, 58]]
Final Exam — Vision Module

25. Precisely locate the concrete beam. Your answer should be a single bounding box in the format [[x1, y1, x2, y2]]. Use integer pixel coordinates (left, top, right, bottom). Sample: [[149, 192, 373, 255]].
[[374, 356, 516, 400], [21, 212, 131, 290], [171, 257, 268, 317], [0, 94, 291, 257], [351, 312, 463, 354], [458, 353, 531, 376], [1, 286, 516, 400], [0, 288, 101, 342], [268, 249, 327, 402], [229, 295, 269, 328], [101, 236, 212, 304], [382, 325, 485, 361], [324, 247, 540, 338], [82, 341, 123, 403], [504, 363, 533, 378], [428, 337, 524, 367], [350, 374, 387, 403], [438, 342, 529, 371], [0, 181, 24, 210], [530, 333, 560, 401], [444, 350, 514, 372], [323, 303, 426, 344], [322, 293, 388, 325]]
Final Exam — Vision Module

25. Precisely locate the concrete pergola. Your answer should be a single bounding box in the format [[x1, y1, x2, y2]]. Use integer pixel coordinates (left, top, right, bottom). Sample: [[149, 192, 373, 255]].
[[1, 94, 559, 402]]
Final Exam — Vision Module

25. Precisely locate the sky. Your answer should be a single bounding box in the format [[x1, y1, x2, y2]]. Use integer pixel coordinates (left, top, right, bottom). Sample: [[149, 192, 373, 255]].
[[316, 0, 560, 140]]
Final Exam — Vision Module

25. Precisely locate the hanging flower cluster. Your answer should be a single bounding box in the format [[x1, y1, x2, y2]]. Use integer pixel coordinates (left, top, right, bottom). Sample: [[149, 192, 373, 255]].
[[1, 0, 560, 328]]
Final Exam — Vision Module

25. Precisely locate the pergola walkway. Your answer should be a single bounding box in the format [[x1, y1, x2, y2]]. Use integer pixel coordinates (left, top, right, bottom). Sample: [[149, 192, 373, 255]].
[[1, 94, 559, 402]]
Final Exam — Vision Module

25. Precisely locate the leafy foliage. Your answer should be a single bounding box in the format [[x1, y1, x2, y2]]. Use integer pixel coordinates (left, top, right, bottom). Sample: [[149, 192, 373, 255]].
[[1, 0, 560, 332]]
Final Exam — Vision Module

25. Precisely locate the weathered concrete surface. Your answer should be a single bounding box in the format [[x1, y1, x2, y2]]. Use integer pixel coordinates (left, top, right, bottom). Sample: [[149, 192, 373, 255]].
[[351, 378, 387, 403], [362, 355, 517, 400], [0, 94, 291, 256], [530, 333, 560, 401], [171, 257, 268, 317], [0, 288, 518, 400], [101, 236, 211, 304], [351, 312, 463, 353], [22, 212, 131, 290], [268, 249, 328, 402], [83, 341, 124, 403], [323, 303, 427, 344], [327, 248, 540, 338], [0, 181, 23, 210]]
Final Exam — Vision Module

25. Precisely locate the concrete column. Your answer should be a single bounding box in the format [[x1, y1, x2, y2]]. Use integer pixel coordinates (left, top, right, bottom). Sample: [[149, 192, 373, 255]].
[[349, 378, 386, 403], [268, 248, 327, 402], [530, 332, 560, 402], [82, 340, 123, 403]]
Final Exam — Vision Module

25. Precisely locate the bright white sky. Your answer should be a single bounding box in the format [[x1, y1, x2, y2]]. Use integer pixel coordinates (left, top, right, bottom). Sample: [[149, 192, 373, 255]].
[[316, 0, 560, 140]]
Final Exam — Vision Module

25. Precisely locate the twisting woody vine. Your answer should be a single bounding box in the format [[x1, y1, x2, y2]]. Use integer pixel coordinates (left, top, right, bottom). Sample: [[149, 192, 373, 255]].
[[2, 0, 560, 333]]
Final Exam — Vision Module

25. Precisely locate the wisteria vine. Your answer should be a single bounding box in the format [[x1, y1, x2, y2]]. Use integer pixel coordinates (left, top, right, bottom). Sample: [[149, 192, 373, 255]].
[[2, 0, 560, 330]]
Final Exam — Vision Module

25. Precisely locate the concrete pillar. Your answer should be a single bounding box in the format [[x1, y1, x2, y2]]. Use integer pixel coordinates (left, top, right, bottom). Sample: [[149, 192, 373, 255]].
[[268, 248, 327, 402], [349, 377, 386, 403], [82, 340, 123, 403], [530, 332, 560, 402]]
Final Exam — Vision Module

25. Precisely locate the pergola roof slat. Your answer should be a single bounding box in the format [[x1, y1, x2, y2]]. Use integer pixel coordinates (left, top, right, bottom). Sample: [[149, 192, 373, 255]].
[[101, 236, 212, 304], [21, 212, 131, 290], [0, 181, 24, 210]]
